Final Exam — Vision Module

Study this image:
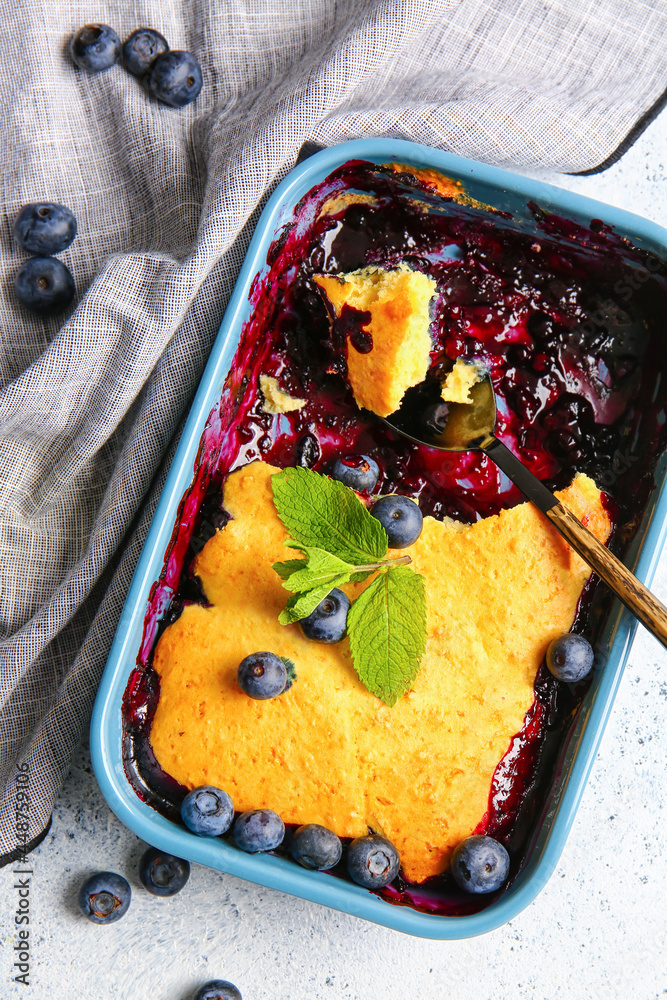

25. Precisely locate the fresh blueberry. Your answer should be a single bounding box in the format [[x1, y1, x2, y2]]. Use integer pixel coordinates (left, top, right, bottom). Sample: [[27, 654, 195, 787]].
[[193, 981, 242, 1000], [331, 454, 379, 492], [12, 203, 77, 255], [181, 785, 234, 836], [148, 51, 203, 108], [546, 633, 595, 683], [370, 495, 423, 548], [78, 871, 131, 923], [15, 257, 75, 316], [233, 809, 285, 853], [451, 834, 510, 894], [138, 846, 190, 896], [70, 24, 121, 72], [122, 28, 169, 77], [237, 652, 287, 699], [346, 834, 400, 888], [290, 824, 342, 870], [299, 588, 350, 644]]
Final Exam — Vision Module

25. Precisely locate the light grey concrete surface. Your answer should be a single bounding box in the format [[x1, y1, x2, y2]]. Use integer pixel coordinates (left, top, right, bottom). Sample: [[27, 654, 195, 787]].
[[3, 112, 667, 1000]]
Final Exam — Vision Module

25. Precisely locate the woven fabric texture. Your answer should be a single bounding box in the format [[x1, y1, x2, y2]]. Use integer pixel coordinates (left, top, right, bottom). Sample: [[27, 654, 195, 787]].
[[1, 0, 666, 857]]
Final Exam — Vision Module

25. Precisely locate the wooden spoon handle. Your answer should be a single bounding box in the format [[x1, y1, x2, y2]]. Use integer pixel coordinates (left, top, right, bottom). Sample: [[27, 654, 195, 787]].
[[483, 436, 667, 649], [545, 501, 667, 648]]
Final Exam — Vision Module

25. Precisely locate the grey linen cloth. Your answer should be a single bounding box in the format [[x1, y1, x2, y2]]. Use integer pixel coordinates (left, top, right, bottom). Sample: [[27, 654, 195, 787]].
[[2, 0, 667, 860]]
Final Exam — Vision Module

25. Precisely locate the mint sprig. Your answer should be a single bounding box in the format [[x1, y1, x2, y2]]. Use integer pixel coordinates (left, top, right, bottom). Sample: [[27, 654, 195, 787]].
[[271, 467, 428, 706], [275, 545, 360, 593]]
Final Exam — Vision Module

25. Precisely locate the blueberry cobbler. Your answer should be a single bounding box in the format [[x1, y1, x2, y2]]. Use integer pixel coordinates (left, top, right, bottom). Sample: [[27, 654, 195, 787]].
[[122, 160, 667, 915]]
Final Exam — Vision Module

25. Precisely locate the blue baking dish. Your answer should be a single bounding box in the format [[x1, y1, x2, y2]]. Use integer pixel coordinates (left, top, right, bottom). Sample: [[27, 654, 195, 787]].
[[90, 138, 667, 939]]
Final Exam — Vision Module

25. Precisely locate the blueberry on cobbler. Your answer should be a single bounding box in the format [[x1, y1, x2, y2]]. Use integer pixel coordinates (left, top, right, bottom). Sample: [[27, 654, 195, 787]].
[[331, 454, 379, 492], [450, 835, 510, 894], [370, 495, 423, 548], [290, 824, 342, 870], [546, 633, 595, 683], [181, 785, 234, 836], [233, 809, 285, 852], [237, 651, 287, 699], [299, 588, 350, 644], [139, 846, 190, 896], [346, 834, 400, 888], [78, 872, 131, 923]]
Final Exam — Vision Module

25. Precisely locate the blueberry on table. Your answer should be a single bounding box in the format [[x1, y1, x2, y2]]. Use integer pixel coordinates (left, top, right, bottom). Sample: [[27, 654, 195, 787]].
[[233, 809, 285, 853], [331, 454, 379, 492], [193, 981, 243, 1000], [450, 835, 510, 894], [290, 824, 342, 870], [12, 203, 77, 255], [181, 785, 234, 836], [546, 633, 594, 683], [299, 588, 350, 644], [78, 872, 131, 923], [70, 24, 121, 72], [369, 495, 423, 548], [138, 846, 190, 896], [122, 28, 169, 77], [346, 834, 400, 889], [237, 651, 287, 699], [148, 50, 203, 108], [15, 257, 75, 316]]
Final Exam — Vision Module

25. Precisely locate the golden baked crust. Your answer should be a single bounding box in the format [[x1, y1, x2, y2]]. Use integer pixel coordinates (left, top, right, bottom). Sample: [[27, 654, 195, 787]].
[[387, 163, 491, 210], [314, 265, 437, 418], [258, 374, 306, 414], [318, 192, 380, 217], [441, 359, 485, 403], [150, 461, 610, 883]]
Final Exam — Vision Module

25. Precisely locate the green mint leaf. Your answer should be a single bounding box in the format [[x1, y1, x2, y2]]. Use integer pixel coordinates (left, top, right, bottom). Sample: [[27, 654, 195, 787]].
[[347, 566, 427, 707], [271, 467, 428, 705], [271, 466, 388, 565], [278, 584, 344, 625], [349, 569, 379, 583], [273, 559, 307, 581]]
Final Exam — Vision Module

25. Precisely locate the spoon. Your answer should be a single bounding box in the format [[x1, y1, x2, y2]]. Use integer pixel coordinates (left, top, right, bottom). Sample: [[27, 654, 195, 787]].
[[385, 369, 667, 650]]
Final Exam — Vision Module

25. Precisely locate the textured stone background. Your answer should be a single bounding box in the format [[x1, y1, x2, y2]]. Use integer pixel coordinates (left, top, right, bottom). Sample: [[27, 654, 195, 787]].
[[2, 114, 667, 999]]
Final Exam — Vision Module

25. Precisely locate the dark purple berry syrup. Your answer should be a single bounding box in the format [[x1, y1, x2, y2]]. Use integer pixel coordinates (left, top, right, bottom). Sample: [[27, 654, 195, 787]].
[[339, 304, 374, 353], [123, 159, 667, 916]]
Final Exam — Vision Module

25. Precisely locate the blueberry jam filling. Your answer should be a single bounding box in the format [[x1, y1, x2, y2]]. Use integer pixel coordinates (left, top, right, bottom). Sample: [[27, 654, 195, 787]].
[[337, 304, 374, 354], [122, 159, 667, 916], [295, 432, 321, 468]]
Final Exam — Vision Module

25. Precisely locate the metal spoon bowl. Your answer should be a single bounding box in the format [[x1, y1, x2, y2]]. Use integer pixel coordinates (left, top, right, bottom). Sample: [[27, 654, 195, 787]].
[[385, 368, 667, 650], [387, 370, 496, 451]]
